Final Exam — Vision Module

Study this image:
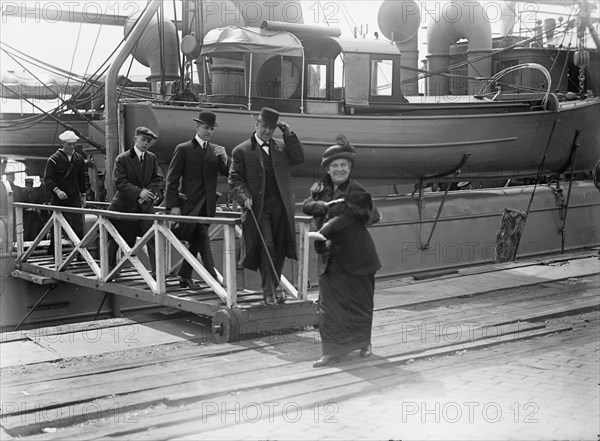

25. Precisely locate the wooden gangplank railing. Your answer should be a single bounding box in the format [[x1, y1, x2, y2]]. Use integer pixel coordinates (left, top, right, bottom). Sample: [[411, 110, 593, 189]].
[[12, 202, 312, 311]]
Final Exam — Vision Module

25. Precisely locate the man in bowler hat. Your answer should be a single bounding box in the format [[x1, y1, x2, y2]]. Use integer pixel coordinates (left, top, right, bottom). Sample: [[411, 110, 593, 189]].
[[108, 127, 163, 272], [165, 110, 230, 288], [229, 107, 305, 305]]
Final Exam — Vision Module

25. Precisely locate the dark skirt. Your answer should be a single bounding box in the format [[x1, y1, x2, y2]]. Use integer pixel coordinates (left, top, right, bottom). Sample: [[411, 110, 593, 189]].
[[318, 254, 375, 358]]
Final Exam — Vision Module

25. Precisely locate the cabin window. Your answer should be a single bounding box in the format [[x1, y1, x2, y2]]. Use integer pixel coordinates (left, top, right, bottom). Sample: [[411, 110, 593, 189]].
[[370, 59, 393, 96], [307, 63, 328, 98]]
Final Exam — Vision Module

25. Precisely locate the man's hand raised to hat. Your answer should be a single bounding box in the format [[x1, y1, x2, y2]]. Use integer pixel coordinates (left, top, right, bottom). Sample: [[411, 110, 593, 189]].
[[277, 122, 291, 136]]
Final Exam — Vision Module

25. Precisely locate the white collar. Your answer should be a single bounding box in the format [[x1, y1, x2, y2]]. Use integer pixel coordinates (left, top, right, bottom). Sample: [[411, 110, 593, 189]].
[[133, 146, 145, 158], [195, 135, 207, 147], [255, 134, 269, 147]]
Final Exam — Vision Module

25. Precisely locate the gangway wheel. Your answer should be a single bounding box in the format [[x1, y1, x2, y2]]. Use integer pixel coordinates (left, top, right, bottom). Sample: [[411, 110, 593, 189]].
[[212, 309, 236, 343]]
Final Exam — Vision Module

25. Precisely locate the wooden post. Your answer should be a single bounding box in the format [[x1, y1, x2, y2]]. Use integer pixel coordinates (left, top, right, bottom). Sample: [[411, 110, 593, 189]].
[[99, 217, 110, 280], [296, 218, 311, 300], [223, 224, 237, 308], [53, 213, 62, 269], [494, 208, 527, 263], [155, 221, 167, 295], [15, 205, 23, 257]]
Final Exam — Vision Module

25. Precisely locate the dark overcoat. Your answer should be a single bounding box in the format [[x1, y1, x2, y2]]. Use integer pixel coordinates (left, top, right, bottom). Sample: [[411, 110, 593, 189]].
[[164, 138, 230, 216], [302, 178, 381, 276], [108, 148, 163, 214], [229, 133, 305, 270]]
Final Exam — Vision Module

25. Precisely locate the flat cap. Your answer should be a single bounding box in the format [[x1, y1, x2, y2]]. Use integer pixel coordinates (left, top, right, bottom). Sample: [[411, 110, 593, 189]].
[[135, 126, 157, 140]]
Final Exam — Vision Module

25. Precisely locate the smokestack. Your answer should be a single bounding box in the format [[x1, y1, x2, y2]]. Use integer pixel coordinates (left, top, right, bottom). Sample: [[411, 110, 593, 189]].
[[377, 0, 421, 96]]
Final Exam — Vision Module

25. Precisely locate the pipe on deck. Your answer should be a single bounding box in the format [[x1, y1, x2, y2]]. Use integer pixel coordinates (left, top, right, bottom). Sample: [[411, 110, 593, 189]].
[[105, 0, 163, 199]]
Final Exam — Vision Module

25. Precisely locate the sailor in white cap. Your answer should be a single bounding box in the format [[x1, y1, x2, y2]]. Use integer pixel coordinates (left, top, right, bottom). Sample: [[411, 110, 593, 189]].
[[43, 129, 87, 254]]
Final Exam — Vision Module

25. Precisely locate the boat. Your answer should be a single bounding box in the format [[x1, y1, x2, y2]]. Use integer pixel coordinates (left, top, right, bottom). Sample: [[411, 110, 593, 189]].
[[112, 0, 600, 192]]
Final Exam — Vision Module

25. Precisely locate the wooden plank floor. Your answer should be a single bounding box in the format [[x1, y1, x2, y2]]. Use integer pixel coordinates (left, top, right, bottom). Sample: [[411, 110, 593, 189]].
[[1, 255, 598, 439]]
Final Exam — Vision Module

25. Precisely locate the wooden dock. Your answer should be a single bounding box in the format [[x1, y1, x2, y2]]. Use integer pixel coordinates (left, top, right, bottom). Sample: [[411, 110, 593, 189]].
[[1, 252, 598, 439]]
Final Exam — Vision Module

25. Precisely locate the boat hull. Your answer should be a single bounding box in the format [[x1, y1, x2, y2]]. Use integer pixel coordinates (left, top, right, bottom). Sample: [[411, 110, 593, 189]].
[[122, 99, 600, 182]]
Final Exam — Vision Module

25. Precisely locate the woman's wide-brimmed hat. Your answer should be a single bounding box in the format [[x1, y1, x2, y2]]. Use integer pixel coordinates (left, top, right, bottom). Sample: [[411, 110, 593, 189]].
[[252, 107, 280, 127], [193, 110, 219, 127], [321, 144, 356, 168]]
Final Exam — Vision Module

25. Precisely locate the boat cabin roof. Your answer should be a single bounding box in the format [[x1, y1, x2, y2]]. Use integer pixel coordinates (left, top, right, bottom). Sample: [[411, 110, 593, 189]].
[[302, 36, 401, 59], [201, 26, 401, 60], [202, 26, 303, 57]]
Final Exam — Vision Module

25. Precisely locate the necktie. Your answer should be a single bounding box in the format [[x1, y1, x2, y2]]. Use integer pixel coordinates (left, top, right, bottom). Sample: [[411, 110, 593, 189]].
[[140, 153, 145, 166], [262, 143, 269, 155]]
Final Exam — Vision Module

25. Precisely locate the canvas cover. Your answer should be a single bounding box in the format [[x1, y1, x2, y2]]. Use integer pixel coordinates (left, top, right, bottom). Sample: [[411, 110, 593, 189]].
[[201, 27, 304, 58]]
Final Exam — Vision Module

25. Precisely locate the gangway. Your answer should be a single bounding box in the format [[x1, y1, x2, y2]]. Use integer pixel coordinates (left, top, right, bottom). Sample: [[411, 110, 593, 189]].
[[11, 202, 317, 342]]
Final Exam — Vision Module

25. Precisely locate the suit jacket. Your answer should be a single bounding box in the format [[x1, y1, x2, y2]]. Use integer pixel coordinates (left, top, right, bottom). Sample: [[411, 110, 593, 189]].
[[303, 178, 381, 276], [108, 148, 163, 214], [229, 132, 305, 270], [164, 137, 230, 216]]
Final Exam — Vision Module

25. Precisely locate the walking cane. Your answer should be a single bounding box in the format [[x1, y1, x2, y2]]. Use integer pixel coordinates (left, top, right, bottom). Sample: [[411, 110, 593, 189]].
[[248, 208, 285, 301]]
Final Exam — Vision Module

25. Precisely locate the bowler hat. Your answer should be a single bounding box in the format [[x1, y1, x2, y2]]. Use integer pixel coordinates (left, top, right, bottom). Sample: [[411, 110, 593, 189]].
[[321, 144, 356, 169], [193, 110, 219, 127], [253, 107, 280, 127], [58, 130, 79, 143], [135, 126, 157, 140]]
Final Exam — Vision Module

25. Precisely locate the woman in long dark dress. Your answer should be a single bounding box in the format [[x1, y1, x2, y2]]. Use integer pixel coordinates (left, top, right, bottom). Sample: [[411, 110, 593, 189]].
[[302, 144, 381, 367]]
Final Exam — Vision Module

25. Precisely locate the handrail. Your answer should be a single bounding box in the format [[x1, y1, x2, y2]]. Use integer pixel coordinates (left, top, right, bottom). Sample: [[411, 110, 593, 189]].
[[12, 203, 312, 308]]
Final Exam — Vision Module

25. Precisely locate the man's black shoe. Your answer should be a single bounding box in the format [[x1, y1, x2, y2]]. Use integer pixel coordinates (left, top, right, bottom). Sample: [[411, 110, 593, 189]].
[[359, 344, 372, 358], [179, 277, 201, 288], [264, 293, 276, 306]]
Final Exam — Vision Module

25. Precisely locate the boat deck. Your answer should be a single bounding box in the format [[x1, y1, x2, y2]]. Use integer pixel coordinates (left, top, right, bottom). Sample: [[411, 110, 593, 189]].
[[1, 251, 598, 439]]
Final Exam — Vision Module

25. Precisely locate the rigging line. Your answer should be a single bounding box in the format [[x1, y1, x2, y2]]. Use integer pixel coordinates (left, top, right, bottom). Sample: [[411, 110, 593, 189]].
[[339, 2, 358, 36], [116, 48, 138, 103], [0, 83, 105, 152], [65, 22, 84, 94], [0, 42, 91, 86], [1, 50, 105, 134], [317, 0, 329, 27], [84, 24, 103, 78], [172, 0, 184, 83], [1, 40, 108, 103], [55, 2, 153, 102]]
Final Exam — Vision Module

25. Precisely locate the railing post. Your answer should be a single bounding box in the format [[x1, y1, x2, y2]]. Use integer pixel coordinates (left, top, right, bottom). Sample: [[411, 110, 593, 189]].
[[154, 220, 167, 295], [99, 215, 110, 280], [53, 213, 63, 269], [15, 205, 24, 257], [296, 217, 311, 300], [223, 224, 237, 308]]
